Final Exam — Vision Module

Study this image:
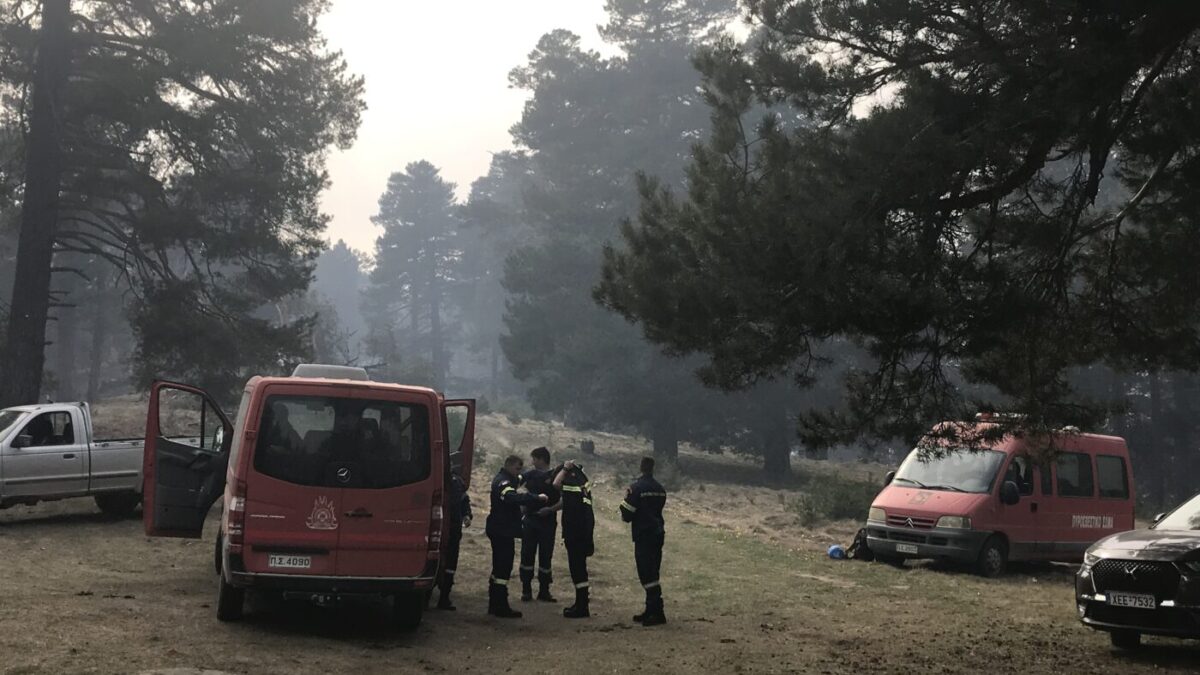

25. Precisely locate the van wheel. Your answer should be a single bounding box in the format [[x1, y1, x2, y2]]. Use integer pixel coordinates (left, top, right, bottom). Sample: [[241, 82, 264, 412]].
[[216, 572, 245, 622], [975, 536, 1008, 578], [393, 593, 424, 632], [95, 492, 141, 518], [1110, 630, 1142, 650]]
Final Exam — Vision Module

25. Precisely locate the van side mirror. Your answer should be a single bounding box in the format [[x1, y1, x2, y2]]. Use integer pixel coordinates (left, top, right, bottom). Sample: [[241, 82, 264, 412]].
[[12, 434, 32, 449], [883, 470, 896, 486], [1000, 481, 1020, 506]]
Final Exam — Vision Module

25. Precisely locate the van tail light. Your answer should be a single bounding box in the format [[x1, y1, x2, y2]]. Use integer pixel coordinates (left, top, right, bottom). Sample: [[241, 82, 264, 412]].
[[427, 488, 444, 561], [226, 478, 247, 555]]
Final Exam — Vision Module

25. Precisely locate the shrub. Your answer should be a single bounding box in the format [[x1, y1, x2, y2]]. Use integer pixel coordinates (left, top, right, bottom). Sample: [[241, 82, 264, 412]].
[[790, 472, 879, 527]]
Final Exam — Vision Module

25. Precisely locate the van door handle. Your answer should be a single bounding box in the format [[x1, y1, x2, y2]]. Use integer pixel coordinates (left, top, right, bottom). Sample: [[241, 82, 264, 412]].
[[62, 454, 76, 460], [345, 508, 373, 518]]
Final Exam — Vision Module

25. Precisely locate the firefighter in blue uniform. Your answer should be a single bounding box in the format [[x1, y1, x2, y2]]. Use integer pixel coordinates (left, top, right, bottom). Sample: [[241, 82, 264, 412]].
[[519, 446, 559, 602], [620, 456, 668, 626], [487, 454, 548, 618], [436, 471, 471, 610], [552, 459, 594, 618]]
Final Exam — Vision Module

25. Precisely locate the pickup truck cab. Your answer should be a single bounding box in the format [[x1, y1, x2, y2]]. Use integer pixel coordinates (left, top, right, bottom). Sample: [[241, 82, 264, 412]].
[[0, 402, 143, 516], [142, 364, 475, 631], [865, 417, 1135, 576]]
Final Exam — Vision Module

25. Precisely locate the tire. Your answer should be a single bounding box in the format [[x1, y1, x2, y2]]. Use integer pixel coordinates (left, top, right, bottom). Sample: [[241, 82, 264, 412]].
[[975, 536, 1008, 578], [94, 492, 141, 518], [393, 593, 424, 632], [216, 572, 245, 622], [214, 532, 224, 575], [1110, 630, 1142, 651]]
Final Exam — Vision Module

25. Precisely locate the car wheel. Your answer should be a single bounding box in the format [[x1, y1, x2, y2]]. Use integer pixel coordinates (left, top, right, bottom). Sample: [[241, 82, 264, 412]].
[[975, 536, 1008, 578], [94, 492, 141, 518], [1110, 629, 1142, 651], [216, 572, 245, 622], [394, 593, 424, 632]]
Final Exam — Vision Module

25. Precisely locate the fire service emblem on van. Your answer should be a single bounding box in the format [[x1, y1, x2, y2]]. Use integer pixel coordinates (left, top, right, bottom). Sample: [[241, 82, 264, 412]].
[[306, 496, 339, 531]]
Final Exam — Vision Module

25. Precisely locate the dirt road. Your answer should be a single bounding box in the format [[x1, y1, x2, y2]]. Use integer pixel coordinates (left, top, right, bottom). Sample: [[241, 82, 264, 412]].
[[0, 415, 1196, 674]]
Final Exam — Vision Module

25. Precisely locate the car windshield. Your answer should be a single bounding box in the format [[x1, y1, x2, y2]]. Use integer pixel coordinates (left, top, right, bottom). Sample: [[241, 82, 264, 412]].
[[893, 447, 1006, 494], [1155, 494, 1200, 531], [0, 410, 25, 439]]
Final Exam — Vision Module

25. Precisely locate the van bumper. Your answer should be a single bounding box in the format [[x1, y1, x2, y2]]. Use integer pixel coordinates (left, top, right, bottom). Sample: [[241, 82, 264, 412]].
[[865, 522, 990, 563], [225, 553, 437, 596]]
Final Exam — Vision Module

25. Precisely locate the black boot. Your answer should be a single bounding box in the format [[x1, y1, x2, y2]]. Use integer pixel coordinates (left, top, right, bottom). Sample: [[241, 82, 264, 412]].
[[563, 587, 589, 618], [488, 583, 523, 619], [436, 587, 455, 611], [537, 584, 557, 602], [520, 580, 533, 602], [632, 611, 646, 623], [640, 594, 666, 626], [641, 610, 667, 626]]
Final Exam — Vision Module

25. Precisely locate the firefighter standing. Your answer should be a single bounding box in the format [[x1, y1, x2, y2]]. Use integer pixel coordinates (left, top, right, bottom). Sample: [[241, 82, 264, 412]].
[[552, 459, 594, 618], [487, 455, 548, 618], [519, 447, 559, 602], [620, 456, 668, 626], [436, 471, 471, 610]]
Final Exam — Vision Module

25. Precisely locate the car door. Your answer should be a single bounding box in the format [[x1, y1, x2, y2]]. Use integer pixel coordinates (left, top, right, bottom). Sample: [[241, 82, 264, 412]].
[[443, 399, 476, 487], [142, 381, 232, 538], [2, 410, 87, 498]]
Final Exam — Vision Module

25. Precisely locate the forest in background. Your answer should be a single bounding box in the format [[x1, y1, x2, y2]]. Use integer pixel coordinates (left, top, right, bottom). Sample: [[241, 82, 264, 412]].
[[0, 1, 1198, 511]]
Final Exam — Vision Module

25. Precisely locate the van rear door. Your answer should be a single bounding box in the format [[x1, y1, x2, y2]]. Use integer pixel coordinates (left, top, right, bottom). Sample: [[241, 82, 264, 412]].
[[143, 382, 232, 538], [334, 393, 440, 578]]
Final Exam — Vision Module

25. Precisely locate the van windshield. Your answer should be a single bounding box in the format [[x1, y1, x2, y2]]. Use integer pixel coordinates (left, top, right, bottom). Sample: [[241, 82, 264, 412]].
[[893, 448, 1006, 494], [1155, 494, 1200, 531], [253, 395, 431, 489]]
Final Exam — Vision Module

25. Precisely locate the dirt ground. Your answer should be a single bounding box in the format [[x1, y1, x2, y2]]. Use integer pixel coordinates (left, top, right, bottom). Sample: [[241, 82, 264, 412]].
[[1, 414, 1197, 674]]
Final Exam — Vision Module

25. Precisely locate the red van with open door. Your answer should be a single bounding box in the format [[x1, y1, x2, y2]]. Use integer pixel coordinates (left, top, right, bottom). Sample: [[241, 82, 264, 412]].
[[142, 364, 475, 631]]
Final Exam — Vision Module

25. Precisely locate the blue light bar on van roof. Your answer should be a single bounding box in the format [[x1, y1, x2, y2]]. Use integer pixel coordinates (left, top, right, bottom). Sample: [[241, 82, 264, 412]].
[[290, 364, 371, 381]]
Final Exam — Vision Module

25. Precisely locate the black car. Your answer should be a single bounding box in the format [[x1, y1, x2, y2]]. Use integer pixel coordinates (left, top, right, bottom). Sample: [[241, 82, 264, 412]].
[[1076, 492, 1200, 650]]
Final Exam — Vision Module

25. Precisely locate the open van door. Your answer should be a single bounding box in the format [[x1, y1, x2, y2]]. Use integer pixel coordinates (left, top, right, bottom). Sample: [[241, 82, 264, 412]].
[[443, 399, 476, 488], [143, 381, 233, 538]]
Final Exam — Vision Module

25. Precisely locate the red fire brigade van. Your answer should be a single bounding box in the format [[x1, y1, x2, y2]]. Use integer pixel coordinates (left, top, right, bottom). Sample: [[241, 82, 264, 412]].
[[865, 417, 1135, 577], [141, 365, 475, 630]]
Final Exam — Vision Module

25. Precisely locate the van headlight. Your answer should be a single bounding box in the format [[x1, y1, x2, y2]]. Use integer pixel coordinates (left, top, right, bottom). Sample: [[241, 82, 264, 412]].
[[936, 516, 972, 530], [867, 507, 887, 523]]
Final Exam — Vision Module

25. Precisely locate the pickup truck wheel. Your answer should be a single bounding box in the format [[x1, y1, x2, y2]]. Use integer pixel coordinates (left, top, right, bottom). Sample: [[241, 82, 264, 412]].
[[216, 572, 245, 622], [393, 593, 424, 632], [94, 492, 141, 518], [1110, 629, 1142, 651], [975, 536, 1008, 578]]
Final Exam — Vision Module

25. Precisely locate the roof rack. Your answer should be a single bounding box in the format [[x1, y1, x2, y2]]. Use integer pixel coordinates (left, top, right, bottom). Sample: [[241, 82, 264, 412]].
[[290, 364, 370, 381]]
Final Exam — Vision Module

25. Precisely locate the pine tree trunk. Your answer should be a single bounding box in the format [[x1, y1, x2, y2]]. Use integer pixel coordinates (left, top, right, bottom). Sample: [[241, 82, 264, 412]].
[[0, 0, 72, 407], [86, 282, 109, 402], [430, 288, 445, 389], [760, 407, 793, 479], [651, 413, 678, 464], [1150, 372, 1168, 509]]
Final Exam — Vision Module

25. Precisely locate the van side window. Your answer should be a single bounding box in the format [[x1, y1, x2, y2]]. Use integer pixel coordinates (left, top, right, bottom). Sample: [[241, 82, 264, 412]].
[[20, 411, 74, 447], [1039, 463, 1053, 496], [253, 395, 431, 489], [1005, 457, 1034, 496], [1056, 452, 1094, 498], [1096, 455, 1130, 499]]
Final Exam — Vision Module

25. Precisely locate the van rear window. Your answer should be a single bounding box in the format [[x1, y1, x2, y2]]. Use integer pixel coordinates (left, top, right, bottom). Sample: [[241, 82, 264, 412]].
[[1056, 452, 1095, 498], [253, 395, 431, 489], [1096, 455, 1129, 499]]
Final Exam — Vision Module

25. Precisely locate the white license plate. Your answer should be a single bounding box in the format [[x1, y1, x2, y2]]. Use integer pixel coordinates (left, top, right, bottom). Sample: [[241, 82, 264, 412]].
[[895, 543, 920, 555], [1108, 592, 1156, 609], [268, 554, 312, 570]]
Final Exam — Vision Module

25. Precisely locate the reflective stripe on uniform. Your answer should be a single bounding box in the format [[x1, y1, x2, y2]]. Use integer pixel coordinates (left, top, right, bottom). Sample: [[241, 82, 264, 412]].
[[501, 486, 516, 495], [444, 569, 456, 576], [620, 501, 637, 512], [584, 481, 593, 490], [520, 565, 535, 571], [640, 492, 667, 498], [490, 576, 509, 586], [575, 581, 590, 589], [643, 581, 660, 590], [561, 485, 583, 492], [539, 567, 552, 574], [582, 497, 593, 506]]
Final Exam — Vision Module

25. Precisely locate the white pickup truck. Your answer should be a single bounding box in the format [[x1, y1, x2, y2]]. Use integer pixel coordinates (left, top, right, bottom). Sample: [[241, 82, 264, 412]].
[[0, 402, 143, 516]]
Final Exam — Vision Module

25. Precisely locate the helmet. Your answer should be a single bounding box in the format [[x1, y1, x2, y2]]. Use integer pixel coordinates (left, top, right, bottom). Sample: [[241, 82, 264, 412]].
[[827, 544, 846, 560]]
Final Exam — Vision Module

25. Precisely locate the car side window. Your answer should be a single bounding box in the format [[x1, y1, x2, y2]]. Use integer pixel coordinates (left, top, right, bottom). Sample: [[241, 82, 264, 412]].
[[1005, 456, 1034, 496], [1056, 452, 1095, 498], [20, 411, 74, 447], [1096, 455, 1129, 500]]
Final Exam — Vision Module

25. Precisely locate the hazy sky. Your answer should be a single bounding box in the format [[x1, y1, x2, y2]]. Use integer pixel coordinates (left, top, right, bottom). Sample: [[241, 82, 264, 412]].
[[318, 1, 611, 254]]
